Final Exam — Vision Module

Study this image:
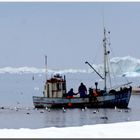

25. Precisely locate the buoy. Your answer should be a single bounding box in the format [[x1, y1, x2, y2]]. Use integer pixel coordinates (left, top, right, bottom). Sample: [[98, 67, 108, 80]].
[[68, 103, 72, 107]]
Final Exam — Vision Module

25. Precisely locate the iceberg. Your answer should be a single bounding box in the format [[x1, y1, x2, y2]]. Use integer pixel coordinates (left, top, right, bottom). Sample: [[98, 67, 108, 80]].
[[0, 56, 140, 77]]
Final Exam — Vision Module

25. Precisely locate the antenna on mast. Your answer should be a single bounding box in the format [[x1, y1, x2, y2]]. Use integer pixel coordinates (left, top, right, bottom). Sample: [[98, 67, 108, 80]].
[[101, 4, 105, 30]]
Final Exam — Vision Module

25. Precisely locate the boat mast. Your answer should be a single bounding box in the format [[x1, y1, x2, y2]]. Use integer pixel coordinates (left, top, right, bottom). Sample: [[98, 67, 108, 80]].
[[45, 55, 48, 81], [44, 55, 48, 97], [103, 27, 107, 92]]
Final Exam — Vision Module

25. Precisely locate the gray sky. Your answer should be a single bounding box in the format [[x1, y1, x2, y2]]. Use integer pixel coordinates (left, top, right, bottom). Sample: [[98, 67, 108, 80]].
[[0, 2, 140, 69]]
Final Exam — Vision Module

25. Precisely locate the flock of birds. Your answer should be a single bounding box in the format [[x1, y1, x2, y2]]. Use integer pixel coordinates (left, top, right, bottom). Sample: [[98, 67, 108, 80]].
[[0, 105, 131, 121]]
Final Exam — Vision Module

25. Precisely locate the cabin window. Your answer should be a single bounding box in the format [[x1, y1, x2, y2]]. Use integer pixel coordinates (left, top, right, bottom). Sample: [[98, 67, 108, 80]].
[[47, 84, 49, 93], [62, 83, 66, 90], [57, 83, 61, 90]]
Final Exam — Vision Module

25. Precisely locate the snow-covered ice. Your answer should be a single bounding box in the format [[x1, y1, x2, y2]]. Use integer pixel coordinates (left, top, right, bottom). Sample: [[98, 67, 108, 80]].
[[0, 121, 140, 138]]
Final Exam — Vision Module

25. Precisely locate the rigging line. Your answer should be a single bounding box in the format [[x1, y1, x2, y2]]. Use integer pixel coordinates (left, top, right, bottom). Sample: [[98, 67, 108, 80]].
[[88, 26, 102, 69], [107, 31, 130, 83], [112, 82, 132, 90], [89, 7, 105, 68], [108, 56, 118, 88], [107, 33, 118, 86], [108, 45, 130, 83], [92, 39, 102, 66], [107, 40, 130, 85]]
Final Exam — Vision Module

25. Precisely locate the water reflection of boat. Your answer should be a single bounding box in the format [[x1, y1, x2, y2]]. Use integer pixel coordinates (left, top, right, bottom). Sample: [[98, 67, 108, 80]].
[[33, 27, 132, 109]]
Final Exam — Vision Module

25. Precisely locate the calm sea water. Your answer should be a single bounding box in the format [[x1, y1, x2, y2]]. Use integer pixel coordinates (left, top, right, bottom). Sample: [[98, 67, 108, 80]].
[[0, 73, 140, 129]]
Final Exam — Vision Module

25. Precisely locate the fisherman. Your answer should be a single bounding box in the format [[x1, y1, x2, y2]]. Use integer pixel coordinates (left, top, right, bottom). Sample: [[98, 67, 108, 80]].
[[78, 82, 88, 98], [66, 88, 77, 98]]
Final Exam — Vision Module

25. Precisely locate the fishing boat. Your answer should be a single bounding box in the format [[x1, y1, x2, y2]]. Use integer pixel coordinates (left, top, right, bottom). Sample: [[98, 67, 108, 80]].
[[33, 27, 132, 109]]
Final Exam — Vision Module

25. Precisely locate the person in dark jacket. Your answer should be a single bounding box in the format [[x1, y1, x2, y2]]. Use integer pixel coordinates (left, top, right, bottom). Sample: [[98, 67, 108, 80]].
[[66, 88, 77, 98], [78, 82, 88, 98]]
